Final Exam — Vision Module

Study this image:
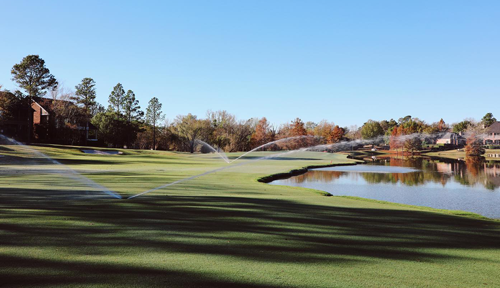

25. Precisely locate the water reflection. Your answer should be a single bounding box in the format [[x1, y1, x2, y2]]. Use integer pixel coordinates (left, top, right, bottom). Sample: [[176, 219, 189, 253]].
[[289, 157, 500, 190], [272, 156, 500, 218]]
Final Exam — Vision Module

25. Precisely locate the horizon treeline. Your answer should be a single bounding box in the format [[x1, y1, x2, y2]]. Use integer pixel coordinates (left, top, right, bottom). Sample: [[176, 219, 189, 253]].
[[0, 55, 497, 152]]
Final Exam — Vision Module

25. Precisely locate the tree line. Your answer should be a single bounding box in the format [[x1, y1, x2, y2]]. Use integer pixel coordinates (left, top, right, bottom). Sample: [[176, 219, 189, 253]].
[[0, 55, 496, 154], [0, 55, 348, 151], [357, 114, 496, 155]]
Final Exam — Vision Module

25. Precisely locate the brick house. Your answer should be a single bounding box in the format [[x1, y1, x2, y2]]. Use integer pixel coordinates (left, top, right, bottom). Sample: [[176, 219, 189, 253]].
[[484, 122, 500, 145], [31, 100, 50, 126], [1, 92, 98, 144], [436, 132, 466, 146], [31, 97, 98, 144]]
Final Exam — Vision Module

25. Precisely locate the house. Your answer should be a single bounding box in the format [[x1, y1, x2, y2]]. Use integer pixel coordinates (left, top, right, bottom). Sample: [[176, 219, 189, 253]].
[[483, 122, 500, 146], [436, 132, 465, 146], [31, 97, 98, 144], [1, 91, 97, 144], [31, 100, 50, 126]]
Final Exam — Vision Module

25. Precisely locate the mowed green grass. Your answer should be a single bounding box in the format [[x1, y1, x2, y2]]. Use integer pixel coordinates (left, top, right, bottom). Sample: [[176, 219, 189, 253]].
[[425, 149, 500, 161], [0, 143, 499, 287]]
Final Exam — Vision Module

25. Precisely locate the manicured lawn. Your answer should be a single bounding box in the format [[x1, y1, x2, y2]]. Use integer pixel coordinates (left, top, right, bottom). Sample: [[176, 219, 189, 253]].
[[1, 143, 499, 287]]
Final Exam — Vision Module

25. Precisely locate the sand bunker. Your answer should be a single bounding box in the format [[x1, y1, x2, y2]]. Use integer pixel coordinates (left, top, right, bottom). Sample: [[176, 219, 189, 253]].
[[81, 149, 122, 155]]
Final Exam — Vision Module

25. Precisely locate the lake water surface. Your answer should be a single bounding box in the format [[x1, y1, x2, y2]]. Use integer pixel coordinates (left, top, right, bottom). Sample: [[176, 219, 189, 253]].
[[270, 157, 500, 219]]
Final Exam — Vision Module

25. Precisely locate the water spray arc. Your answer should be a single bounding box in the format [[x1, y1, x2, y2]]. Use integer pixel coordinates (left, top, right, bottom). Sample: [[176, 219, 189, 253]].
[[194, 135, 320, 164], [194, 139, 230, 163], [230, 135, 319, 163], [127, 136, 320, 199], [0, 134, 122, 199], [0, 130, 468, 201], [128, 131, 463, 199], [127, 149, 304, 199]]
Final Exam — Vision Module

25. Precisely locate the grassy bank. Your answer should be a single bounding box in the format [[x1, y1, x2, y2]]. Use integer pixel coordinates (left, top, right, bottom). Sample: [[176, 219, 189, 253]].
[[0, 143, 499, 287], [425, 149, 500, 161]]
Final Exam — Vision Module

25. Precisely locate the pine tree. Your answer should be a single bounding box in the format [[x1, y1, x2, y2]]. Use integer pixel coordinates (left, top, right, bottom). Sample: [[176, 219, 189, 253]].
[[145, 97, 164, 149], [123, 90, 143, 123], [108, 83, 125, 114], [74, 78, 97, 144], [11, 55, 58, 142]]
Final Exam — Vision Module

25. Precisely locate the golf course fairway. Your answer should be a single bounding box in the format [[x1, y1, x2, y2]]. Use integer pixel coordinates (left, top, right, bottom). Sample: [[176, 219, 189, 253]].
[[0, 143, 499, 287]]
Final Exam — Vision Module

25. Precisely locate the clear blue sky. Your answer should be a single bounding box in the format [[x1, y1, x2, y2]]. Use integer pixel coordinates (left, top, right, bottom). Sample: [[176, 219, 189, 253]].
[[1, 0, 499, 128]]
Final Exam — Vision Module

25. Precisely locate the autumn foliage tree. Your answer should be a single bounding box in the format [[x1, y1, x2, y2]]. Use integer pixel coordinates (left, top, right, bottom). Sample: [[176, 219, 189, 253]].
[[465, 134, 485, 156], [389, 126, 403, 151], [312, 120, 334, 141], [437, 118, 447, 131], [290, 118, 309, 149], [403, 137, 422, 155], [388, 117, 428, 154], [327, 125, 345, 143], [290, 118, 307, 136], [250, 117, 273, 149]]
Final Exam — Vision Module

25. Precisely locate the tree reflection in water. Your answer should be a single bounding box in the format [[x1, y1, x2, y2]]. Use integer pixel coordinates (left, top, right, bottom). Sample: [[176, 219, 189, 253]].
[[291, 171, 344, 184], [293, 157, 500, 190]]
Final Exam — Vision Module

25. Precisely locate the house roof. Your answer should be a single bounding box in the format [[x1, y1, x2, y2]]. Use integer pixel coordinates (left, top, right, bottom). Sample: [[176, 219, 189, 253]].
[[487, 122, 500, 133], [32, 96, 77, 114], [31, 101, 50, 115], [438, 132, 456, 139]]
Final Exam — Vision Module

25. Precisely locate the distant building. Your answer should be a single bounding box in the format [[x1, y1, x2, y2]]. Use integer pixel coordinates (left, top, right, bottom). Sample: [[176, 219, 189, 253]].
[[436, 132, 465, 146], [31, 97, 98, 144], [31, 100, 50, 126], [0, 91, 97, 144], [483, 122, 500, 145]]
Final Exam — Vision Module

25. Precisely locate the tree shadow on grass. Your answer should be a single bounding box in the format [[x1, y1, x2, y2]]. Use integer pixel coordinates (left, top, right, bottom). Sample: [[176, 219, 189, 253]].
[[0, 254, 275, 288], [0, 188, 499, 286]]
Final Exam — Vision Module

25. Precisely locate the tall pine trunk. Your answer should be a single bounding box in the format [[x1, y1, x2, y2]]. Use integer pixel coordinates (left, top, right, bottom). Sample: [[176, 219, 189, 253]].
[[153, 123, 156, 150]]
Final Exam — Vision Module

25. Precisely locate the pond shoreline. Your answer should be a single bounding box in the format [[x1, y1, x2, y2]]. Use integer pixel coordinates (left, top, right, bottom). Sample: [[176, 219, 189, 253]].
[[257, 161, 363, 184]]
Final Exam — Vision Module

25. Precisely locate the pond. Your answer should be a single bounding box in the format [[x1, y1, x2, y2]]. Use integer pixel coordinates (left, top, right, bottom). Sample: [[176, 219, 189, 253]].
[[270, 156, 500, 219]]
